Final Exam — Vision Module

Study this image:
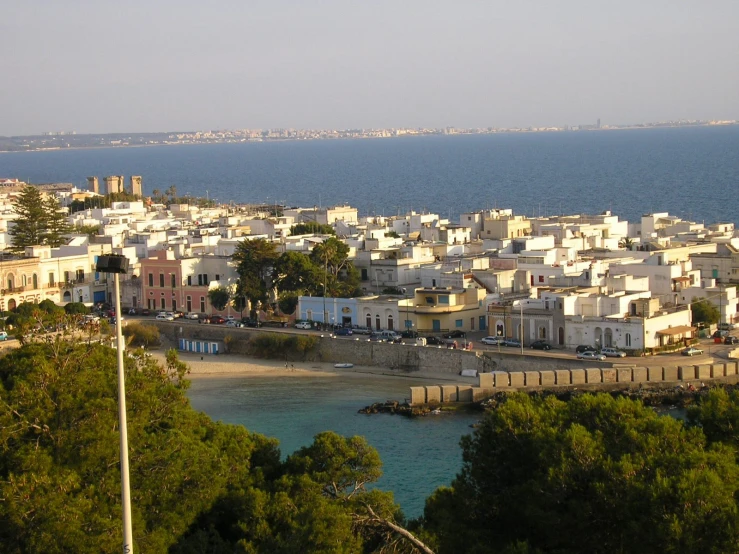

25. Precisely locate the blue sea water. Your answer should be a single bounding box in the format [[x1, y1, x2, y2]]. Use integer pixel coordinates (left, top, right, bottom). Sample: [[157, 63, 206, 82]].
[[186, 374, 479, 519], [1, 125, 738, 225]]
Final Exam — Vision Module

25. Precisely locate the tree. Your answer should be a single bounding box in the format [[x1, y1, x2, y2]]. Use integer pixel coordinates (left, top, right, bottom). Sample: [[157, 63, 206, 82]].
[[310, 237, 361, 298], [208, 286, 230, 311], [290, 222, 336, 236], [618, 237, 634, 249], [692, 297, 720, 326], [43, 195, 73, 247], [421, 393, 739, 554], [272, 251, 323, 295], [232, 238, 279, 311], [9, 186, 46, 251]]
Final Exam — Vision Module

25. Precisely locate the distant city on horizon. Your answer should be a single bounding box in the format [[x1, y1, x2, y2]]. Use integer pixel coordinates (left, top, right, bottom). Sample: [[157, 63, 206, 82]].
[[1, 117, 737, 153]]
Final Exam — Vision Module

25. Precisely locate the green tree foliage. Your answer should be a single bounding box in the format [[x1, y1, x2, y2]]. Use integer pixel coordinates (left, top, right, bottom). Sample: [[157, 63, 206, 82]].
[[43, 195, 73, 247], [311, 237, 362, 298], [277, 291, 299, 315], [272, 251, 323, 295], [688, 387, 739, 449], [0, 340, 281, 553], [122, 322, 161, 348], [9, 186, 47, 251], [208, 286, 231, 311], [692, 297, 720, 326], [421, 393, 739, 554], [290, 222, 336, 236], [63, 301, 89, 315], [232, 238, 279, 309]]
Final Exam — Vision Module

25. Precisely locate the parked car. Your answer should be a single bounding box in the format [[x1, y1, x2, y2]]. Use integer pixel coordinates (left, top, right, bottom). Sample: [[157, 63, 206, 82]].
[[504, 338, 521, 348], [600, 347, 627, 358], [576, 345, 596, 354], [425, 336, 445, 346], [443, 330, 467, 339], [681, 347, 704, 357], [577, 350, 606, 361], [140, 309, 151, 316], [225, 320, 243, 328], [198, 316, 211, 324], [0, 331, 9, 341], [401, 329, 419, 339], [210, 315, 226, 324], [295, 321, 312, 330], [155, 314, 174, 321], [352, 326, 372, 335], [185, 313, 200, 320], [713, 330, 729, 338], [724, 336, 739, 345], [718, 322, 737, 331], [530, 340, 553, 350], [334, 327, 353, 336], [226, 315, 236, 321], [480, 336, 504, 346], [241, 318, 259, 327]]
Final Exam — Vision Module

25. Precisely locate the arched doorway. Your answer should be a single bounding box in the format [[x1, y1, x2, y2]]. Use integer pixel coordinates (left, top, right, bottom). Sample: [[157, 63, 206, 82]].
[[594, 327, 603, 349], [375, 315, 381, 330], [387, 314, 394, 331], [7, 299, 16, 311], [366, 314, 372, 329], [538, 326, 547, 339], [62, 291, 71, 302], [558, 327, 565, 346], [604, 328, 613, 347]]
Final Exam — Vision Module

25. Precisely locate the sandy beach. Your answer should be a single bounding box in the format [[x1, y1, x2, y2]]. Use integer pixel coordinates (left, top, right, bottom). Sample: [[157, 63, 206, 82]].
[[150, 343, 471, 385]]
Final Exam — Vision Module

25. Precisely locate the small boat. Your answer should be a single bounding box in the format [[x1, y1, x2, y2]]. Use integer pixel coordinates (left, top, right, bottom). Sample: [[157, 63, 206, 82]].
[[334, 363, 354, 369]]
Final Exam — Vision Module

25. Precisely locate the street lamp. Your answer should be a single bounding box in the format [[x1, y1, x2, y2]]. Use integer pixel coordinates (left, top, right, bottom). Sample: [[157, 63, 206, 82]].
[[95, 254, 133, 554]]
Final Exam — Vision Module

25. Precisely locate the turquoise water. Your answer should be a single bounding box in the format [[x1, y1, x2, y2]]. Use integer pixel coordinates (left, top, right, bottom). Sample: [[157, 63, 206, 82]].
[[186, 374, 479, 518]]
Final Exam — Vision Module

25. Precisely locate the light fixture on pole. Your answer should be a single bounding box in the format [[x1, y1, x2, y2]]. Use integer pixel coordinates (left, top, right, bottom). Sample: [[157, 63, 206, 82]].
[[95, 254, 133, 554]]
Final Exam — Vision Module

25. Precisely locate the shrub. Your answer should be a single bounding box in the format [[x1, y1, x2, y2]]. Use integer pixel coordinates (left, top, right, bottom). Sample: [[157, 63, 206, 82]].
[[248, 333, 318, 360], [123, 322, 161, 348]]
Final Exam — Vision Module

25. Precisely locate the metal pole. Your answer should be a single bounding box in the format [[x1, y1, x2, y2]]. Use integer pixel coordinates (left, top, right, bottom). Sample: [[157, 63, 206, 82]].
[[115, 272, 134, 553], [520, 300, 524, 355]]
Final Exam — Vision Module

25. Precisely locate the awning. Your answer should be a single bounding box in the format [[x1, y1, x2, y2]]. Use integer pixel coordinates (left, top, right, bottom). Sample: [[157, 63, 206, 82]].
[[656, 325, 696, 336], [408, 232, 421, 240], [672, 276, 691, 282]]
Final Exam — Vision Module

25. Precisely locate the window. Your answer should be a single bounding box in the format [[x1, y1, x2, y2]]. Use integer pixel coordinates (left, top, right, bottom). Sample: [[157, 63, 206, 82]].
[[425, 296, 434, 304], [171, 274, 176, 288], [76, 269, 84, 281], [307, 309, 312, 320], [539, 327, 547, 339], [63, 271, 70, 283], [159, 273, 165, 287], [387, 315, 394, 331], [187, 275, 192, 286], [172, 299, 177, 311], [375, 315, 381, 330], [200, 297, 206, 312], [215, 274, 220, 281], [22, 275, 27, 287], [32, 274, 38, 289], [439, 295, 449, 304], [455, 319, 463, 328], [161, 298, 165, 310], [49, 272, 55, 286], [538, 275, 544, 283], [625, 333, 632, 347], [187, 296, 192, 312], [148, 273, 154, 287]]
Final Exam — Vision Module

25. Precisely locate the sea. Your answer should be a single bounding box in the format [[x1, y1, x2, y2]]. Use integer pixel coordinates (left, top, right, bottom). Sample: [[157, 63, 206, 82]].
[[187, 374, 479, 519], [2, 125, 739, 225], [3, 125, 739, 516]]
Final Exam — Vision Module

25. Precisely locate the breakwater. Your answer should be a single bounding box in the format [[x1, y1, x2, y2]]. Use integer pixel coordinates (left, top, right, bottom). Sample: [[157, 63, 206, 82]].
[[408, 362, 739, 405]]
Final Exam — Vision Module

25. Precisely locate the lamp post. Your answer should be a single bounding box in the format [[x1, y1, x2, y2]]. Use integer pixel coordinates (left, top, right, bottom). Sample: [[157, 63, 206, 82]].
[[95, 255, 133, 554], [520, 300, 524, 355]]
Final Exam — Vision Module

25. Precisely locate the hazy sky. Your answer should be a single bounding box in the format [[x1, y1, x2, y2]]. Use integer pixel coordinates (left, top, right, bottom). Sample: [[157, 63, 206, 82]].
[[2, 0, 737, 135]]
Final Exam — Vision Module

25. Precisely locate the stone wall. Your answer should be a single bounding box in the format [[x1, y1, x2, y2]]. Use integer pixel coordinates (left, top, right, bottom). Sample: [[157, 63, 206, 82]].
[[408, 361, 739, 405]]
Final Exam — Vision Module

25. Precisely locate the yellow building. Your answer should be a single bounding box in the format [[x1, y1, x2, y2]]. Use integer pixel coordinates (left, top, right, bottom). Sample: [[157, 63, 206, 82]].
[[404, 286, 488, 334], [482, 215, 531, 239]]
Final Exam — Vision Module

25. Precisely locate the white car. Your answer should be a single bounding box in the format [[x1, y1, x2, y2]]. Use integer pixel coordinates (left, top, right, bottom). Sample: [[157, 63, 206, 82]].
[[480, 336, 504, 346], [185, 313, 200, 320], [155, 314, 174, 321], [225, 320, 242, 328], [295, 321, 312, 330], [577, 351, 606, 361], [600, 347, 626, 358]]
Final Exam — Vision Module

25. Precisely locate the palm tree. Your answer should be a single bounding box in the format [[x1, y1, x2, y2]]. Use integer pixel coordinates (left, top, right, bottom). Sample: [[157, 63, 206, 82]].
[[619, 237, 634, 250]]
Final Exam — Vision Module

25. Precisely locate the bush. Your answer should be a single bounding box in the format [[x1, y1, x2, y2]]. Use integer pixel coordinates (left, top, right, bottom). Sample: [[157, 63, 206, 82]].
[[122, 322, 161, 348], [248, 332, 318, 360]]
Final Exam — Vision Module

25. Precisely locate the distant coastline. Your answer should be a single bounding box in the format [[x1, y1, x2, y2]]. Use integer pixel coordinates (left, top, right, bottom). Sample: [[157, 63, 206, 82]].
[[1, 119, 737, 154]]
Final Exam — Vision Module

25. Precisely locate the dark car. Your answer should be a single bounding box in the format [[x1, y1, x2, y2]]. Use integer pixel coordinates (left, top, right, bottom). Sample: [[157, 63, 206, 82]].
[[425, 336, 445, 346], [241, 318, 259, 327], [140, 308, 151, 316], [443, 330, 467, 339], [401, 329, 419, 339], [530, 340, 552, 350], [504, 338, 521, 348], [725, 336, 739, 345], [576, 345, 596, 354], [210, 315, 226, 324], [335, 327, 353, 336]]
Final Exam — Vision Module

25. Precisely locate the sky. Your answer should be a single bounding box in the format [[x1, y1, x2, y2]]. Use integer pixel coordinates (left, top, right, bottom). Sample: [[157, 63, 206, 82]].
[[2, 0, 738, 136]]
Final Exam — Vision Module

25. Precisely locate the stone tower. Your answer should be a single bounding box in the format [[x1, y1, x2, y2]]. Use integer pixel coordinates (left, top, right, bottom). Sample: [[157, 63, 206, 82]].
[[130, 175, 142, 197], [87, 176, 99, 194], [104, 175, 124, 194]]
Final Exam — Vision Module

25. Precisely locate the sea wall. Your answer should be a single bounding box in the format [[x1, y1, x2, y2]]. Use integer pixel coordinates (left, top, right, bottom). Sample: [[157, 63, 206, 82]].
[[408, 362, 739, 405]]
